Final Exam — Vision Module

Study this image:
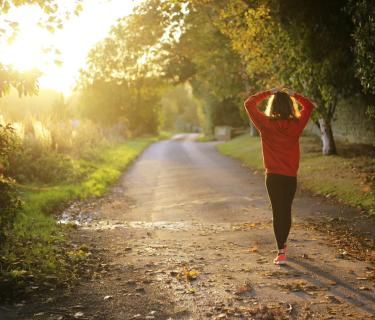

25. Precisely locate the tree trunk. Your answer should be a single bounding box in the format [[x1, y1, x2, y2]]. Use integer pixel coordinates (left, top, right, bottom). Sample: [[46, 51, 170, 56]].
[[318, 118, 337, 155], [242, 77, 259, 137], [249, 123, 259, 136]]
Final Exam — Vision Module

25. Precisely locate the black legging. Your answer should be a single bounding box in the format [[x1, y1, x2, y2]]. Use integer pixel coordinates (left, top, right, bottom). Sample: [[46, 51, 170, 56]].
[[265, 173, 297, 250]]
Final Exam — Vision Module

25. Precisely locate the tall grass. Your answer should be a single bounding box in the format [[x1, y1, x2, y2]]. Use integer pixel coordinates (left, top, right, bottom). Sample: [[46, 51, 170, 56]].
[[0, 109, 157, 299]]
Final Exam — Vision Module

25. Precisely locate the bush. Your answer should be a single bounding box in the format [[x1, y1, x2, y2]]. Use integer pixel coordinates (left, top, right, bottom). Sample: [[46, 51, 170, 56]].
[[48, 119, 108, 157], [7, 137, 79, 184], [0, 124, 22, 245], [0, 176, 22, 245], [0, 123, 19, 173]]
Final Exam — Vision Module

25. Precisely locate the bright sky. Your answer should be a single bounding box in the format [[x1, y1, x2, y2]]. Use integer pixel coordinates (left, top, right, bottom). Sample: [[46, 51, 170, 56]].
[[0, 0, 142, 96]]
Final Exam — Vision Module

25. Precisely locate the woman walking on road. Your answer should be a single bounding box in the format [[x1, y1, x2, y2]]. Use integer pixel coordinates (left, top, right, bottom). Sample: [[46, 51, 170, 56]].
[[244, 87, 315, 265]]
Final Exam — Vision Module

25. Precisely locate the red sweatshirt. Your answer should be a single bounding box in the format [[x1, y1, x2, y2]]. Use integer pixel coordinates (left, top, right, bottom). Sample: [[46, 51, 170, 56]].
[[244, 90, 314, 177]]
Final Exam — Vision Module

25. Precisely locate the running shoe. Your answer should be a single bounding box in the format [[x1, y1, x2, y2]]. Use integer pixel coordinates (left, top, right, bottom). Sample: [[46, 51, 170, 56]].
[[274, 252, 287, 265]]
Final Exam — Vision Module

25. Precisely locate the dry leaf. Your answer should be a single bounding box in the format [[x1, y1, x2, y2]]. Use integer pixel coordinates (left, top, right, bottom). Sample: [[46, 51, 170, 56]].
[[74, 312, 84, 318]]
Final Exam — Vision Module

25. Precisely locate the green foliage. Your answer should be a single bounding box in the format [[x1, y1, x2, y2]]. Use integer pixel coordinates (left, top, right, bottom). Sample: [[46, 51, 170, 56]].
[[0, 123, 19, 171], [158, 0, 375, 149], [212, 0, 365, 154], [1, 0, 83, 42], [78, 0, 248, 136], [346, 0, 375, 95], [163, 1, 247, 132], [7, 139, 77, 184], [0, 116, 112, 185], [0, 65, 41, 98], [218, 0, 357, 111], [78, 79, 162, 136], [18, 139, 154, 227], [0, 125, 22, 245], [13, 138, 153, 247], [160, 84, 200, 132], [0, 176, 22, 245], [77, 0, 178, 136]]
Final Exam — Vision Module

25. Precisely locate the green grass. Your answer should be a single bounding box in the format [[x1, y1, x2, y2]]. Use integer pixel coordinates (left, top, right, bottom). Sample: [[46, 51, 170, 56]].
[[0, 138, 155, 297], [158, 130, 176, 140], [15, 138, 154, 239], [197, 134, 215, 142], [217, 134, 375, 215]]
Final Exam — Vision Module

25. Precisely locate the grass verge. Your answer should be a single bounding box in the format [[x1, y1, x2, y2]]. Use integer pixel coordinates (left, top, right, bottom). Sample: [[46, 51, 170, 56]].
[[0, 138, 155, 300], [197, 134, 215, 142], [217, 134, 375, 215]]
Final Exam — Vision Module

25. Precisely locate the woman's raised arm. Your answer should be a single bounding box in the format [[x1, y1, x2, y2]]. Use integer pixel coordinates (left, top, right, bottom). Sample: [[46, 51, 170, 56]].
[[292, 92, 315, 132], [244, 89, 275, 131]]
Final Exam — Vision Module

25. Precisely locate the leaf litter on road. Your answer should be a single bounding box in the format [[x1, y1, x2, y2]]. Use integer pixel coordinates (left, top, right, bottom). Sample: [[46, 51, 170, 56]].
[[278, 280, 324, 296], [210, 303, 294, 320], [232, 222, 270, 231]]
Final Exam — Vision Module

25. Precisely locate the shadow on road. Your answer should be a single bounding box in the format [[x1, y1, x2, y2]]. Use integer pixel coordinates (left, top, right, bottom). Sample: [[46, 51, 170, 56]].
[[287, 257, 375, 316]]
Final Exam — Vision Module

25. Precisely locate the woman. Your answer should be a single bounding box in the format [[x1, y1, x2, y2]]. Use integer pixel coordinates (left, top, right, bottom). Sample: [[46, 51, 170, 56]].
[[244, 87, 314, 265]]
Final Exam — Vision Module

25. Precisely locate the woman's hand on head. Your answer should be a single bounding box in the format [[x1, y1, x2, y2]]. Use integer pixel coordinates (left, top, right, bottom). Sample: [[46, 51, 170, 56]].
[[269, 85, 284, 94], [281, 87, 295, 96]]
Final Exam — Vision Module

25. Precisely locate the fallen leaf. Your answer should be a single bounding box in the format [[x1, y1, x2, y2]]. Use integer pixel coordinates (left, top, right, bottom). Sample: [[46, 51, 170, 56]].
[[362, 185, 371, 193], [286, 303, 293, 313], [235, 281, 252, 295], [74, 311, 84, 318], [186, 288, 196, 294], [177, 267, 200, 281], [359, 286, 370, 290]]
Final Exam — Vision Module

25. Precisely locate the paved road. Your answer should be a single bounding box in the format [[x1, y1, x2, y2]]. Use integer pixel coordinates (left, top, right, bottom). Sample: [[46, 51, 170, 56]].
[[3, 134, 375, 319]]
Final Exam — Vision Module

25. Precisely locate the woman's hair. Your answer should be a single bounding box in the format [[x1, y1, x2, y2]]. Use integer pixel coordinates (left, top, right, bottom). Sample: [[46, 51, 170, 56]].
[[265, 91, 300, 120]]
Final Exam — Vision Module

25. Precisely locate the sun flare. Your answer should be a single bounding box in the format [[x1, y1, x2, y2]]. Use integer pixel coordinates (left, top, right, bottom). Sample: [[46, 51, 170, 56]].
[[0, 0, 141, 95]]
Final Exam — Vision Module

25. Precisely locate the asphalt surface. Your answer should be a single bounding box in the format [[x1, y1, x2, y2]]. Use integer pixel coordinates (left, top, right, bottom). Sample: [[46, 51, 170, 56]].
[[2, 133, 374, 319]]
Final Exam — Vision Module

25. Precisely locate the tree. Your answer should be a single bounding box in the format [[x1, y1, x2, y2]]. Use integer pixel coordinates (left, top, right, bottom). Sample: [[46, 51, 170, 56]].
[[160, 84, 199, 132], [346, 0, 375, 95], [1, 0, 83, 42], [345, 0, 375, 120], [163, 0, 248, 134], [0, 65, 41, 98], [0, 0, 82, 97], [77, 0, 173, 135], [217, 0, 359, 155]]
